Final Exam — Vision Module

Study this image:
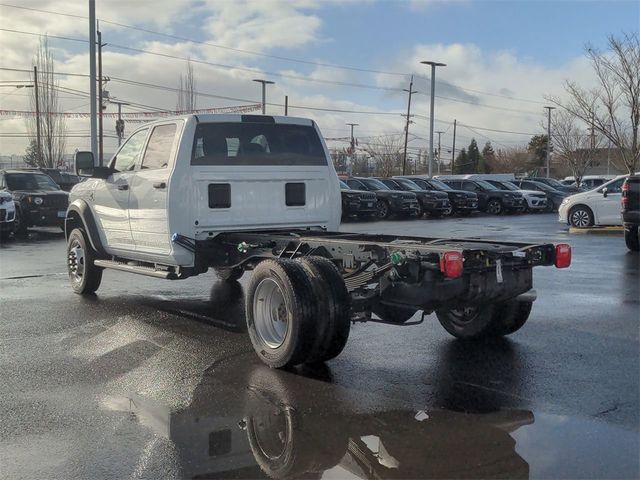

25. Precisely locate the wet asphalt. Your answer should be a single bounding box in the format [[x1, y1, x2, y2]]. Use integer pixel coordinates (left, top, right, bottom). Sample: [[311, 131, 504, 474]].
[[0, 212, 638, 479]]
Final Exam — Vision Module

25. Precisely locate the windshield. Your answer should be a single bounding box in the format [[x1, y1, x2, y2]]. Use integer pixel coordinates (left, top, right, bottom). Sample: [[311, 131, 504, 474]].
[[339, 180, 351, 190], [395, 178, 421, 191], [6, 173, 61, 191], [476, 180, 498, 191], [428, 179, 453, 190], [495, 181, 519, 191], [544, 178, 566, 188], [191, 122, 326, 166], [360, 178, 390, 190]]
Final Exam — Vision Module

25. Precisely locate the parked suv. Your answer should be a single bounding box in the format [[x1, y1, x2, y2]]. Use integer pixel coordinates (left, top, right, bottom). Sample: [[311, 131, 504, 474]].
[[346, 177, 419, 219], [622, 175, 639, 251], [0, 169, 69, 233], [486, 179, 548, 212], [442, 179, 525, 215], [511, 179, 568, 212], [522, 177, 582, 194], [0, 191, 15, 238], [377, 177, 450, 217], [339, 180, 377, 219], [399, 177, 478, 215], [39, 168, 81, 192]]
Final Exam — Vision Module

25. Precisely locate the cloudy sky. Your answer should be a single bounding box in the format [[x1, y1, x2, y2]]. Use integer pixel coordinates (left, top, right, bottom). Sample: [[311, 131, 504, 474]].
[[0, 0, 638, 158]]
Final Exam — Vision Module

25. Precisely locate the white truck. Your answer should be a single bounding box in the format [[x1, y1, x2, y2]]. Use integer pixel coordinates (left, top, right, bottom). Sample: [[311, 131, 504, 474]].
[[66, 114, 571, 368]]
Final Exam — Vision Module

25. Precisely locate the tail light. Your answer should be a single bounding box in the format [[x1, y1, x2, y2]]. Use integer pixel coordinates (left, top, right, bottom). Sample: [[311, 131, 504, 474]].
[[621, 181, 629, 208], [555, 243, 572, 269], [440, 251, 464, 278]]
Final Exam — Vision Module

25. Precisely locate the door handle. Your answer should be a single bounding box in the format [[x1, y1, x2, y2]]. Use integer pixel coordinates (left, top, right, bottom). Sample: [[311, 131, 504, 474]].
[[117, 184, 128, 191], [153, 182, 166, 189]]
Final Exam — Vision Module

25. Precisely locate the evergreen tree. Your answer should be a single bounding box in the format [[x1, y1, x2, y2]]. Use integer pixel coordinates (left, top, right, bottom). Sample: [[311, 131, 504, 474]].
[[468, 139, 481, 172], [481, 141, 495, 173], [23, 139, 39, 167], [454, 148, 469, 173], [528, 134, 548, 167]]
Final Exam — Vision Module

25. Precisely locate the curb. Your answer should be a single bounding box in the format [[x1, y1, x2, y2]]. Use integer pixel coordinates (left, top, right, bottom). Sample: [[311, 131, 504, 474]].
[[569, 226, 624, 235]]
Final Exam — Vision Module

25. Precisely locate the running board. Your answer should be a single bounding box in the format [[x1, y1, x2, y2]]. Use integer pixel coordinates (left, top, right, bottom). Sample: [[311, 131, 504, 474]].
[[94, 259, 176, 279]]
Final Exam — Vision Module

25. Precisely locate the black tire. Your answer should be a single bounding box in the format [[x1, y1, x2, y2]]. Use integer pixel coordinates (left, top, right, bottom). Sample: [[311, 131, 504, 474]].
[[625, 225, 640, 251], [13, 208, 27, 235], [0, 229, 11, 242], [490, 300, 533, 336], [436, 304, 495, 339], [376, 199, 390, 219], [372, 303, 418, 324], [245, 259, 317, 368], [486, 198, 503, 215], [441, 205, 453, 217], [216, 267, 244, 282], [546, 199, 555, 212], [296, 256, 350, 363], [67, 228, 103, 294], [414, 202, 424, 217], [569, 205, 594, 228]]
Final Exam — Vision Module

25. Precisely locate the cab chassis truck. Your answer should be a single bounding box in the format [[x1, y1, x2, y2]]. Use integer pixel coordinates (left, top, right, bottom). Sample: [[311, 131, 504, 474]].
[[66, 114, 571, 368]]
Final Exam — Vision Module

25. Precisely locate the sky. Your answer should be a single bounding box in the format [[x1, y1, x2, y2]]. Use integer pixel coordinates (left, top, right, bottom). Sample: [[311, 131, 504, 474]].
[[0, 0, 638, 159]]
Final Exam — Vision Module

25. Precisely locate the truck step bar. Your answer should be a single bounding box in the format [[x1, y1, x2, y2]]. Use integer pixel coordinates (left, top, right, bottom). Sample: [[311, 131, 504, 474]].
[[94, 259, 177, 279]]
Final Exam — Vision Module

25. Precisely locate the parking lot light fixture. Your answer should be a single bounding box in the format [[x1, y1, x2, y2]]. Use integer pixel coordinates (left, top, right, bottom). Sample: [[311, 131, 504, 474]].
[[420, 61, 446, 177]]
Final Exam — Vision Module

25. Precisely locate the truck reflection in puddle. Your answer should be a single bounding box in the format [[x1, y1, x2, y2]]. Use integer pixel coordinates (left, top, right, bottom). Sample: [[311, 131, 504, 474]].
[[104, 358, 534, 479]]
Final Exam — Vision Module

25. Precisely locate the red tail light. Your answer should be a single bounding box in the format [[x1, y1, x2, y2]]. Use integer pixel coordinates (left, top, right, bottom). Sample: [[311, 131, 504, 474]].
[[622, 182, 630, 208], [555, 243, 572, 268], [440, 251, 464, 278]]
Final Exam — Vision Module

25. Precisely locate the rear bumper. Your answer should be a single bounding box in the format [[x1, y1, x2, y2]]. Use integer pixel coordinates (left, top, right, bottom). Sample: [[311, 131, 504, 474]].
[[622, 211, 640, 224]]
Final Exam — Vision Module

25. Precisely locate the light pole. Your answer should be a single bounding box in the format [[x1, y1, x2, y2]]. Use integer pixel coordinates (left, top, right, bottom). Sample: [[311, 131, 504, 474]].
[[544, 106, 555, 177], [420, 60, 446, 177], [253, 79, 275, 114]]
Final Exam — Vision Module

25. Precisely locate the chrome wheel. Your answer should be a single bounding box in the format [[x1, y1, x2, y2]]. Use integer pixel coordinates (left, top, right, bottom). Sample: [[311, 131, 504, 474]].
[[570, 208, 592, 227], [253, 278, 289, 349], [442, 205, 453, 216], [67, 239, 85, 283], [377, 200, 389, 219], [487, 199, 502, 215]]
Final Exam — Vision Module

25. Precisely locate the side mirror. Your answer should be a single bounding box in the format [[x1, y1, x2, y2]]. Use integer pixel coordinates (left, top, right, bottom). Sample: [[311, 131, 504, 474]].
[[75, 151, 95, 177], [602, 187, 608, 198]]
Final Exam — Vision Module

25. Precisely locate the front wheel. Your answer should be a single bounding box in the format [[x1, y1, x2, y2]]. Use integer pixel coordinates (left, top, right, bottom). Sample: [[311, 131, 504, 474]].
[[486, 199, 503, 215], [67, 228, 103, 294], [436, 304, 495, 339], [376, 200, 390, 219], [625, 225, 640, 251], [569, 205, 594, 228], [13, 208, 27, 235], [414, 202, 424, 217]]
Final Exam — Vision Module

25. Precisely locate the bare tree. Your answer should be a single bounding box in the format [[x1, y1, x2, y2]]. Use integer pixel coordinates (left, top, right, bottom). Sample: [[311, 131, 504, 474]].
[[548, 32, 639, 173], [176, 59, 196, 113], [551, 109, 604, 185], [26, 36, 66, 168], [361, 135, 403, 177], [492, 147, 534, 174]]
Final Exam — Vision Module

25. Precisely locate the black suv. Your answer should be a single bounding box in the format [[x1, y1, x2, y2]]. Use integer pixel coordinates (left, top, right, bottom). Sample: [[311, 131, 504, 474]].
[[442, 179, 525, 215], [522, 177, 582, 194], [0, 170, 69, 233], [377, 178, 450, 217], [38, 168, 81, 192], [622, 175, 639, 251], [346, 177, 419, 219], [400, 176, 478, 215], [339, 180, 378, 219]]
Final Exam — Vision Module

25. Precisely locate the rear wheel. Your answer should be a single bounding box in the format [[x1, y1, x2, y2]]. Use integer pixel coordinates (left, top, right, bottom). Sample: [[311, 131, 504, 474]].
[[296, 257, 350, 363], [486, 199, 503, 215], [436, 304, 495, 339], [246, 259, 317, 368], [569, 205, 594, 227], [13, 208, 27, 235], [67, 228, 103, 294], [490, 300, 533, 336], [625, 225, 640, 251]]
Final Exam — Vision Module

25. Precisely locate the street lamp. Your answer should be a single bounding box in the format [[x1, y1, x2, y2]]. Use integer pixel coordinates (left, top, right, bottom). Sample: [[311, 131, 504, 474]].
[[420, 60, 446, 177], [253, 79, 275, 114]]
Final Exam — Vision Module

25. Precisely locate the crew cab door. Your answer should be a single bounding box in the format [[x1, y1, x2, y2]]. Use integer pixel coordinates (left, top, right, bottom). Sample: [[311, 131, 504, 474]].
[[93, 128, 148, 251], [595, 177, 625, 225], [128, 123, 180, 255]]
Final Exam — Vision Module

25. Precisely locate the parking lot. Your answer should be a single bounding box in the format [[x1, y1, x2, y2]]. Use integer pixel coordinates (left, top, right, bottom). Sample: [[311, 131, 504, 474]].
[[0, 213, 638, 479]]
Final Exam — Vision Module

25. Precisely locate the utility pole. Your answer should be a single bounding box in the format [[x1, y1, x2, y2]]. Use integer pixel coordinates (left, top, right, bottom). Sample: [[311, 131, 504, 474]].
[[451, 119, 457, 174], [346, 123, 358, 176], [33, 66, 41, 165], [252, 79, 274, 114], [402, 75, 417, 175], [97, 26, 104, 166], [544, 106, 555, 177], [421, 60, 446, 177], [89, 0, 97, 162], [284, 95, 288, 116], [436, 130, 444, 174]]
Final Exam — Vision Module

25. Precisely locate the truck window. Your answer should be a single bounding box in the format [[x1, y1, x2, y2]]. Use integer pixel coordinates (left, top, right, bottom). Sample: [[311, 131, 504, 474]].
[[112, 129, 148, 172], [141, 124, 177, 170], [191, 122, 326, 166]]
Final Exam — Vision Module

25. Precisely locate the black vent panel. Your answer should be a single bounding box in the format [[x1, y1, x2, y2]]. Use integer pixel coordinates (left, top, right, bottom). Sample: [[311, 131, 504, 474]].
[[285, 183, 305, 206], [208, 183, 231, 208]]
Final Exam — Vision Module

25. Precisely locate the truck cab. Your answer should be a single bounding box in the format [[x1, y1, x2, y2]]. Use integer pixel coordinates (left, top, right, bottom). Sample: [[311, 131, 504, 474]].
[[68, 114, 341, 267]]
